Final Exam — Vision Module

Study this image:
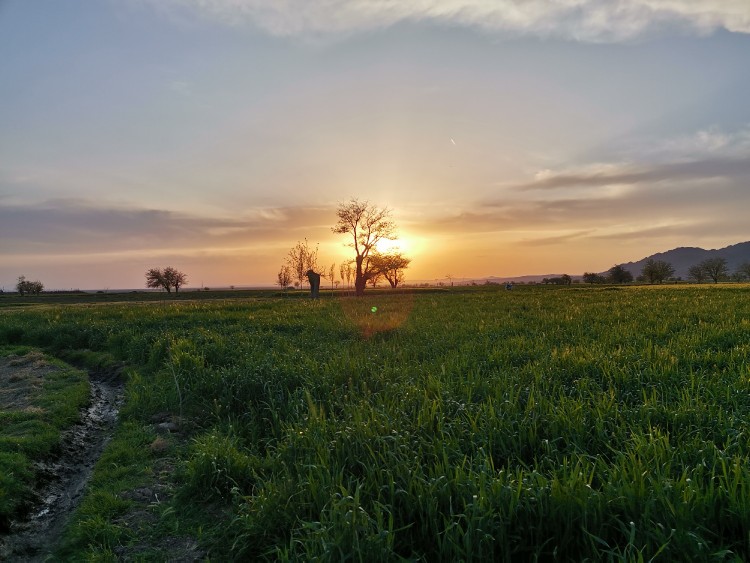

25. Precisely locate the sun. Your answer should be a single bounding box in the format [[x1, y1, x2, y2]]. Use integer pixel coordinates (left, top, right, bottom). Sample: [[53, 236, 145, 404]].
[[375, 237, 408, 254]]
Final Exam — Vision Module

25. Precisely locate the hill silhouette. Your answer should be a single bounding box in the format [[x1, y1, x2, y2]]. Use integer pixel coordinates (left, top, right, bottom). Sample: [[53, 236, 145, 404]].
[[618, 241, 750, 279]]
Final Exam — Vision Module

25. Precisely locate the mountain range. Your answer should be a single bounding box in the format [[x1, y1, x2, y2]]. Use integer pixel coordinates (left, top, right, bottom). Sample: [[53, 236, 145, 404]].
[[618, 241, 750, 279], [473, 241, 750, 284]]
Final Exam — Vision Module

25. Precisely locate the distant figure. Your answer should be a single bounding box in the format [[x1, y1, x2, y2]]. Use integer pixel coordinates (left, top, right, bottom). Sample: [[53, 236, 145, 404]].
[[505, 282, 513, 291], [306, 270, 321, 299]]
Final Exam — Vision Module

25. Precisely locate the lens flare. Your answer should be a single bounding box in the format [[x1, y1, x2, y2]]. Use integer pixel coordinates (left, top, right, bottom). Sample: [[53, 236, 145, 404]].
[[338, 293, 415, 339]]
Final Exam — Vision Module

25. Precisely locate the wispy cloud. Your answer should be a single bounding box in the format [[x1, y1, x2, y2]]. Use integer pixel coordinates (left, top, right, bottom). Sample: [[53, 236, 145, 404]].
[[519, 230, 594, 246], [0, 199, 332, 255], [649, 126, 750, 160], [137, 0, 750, 41], [516, 158, 750, 190], [516, 124, 750, 191], [592, 223, 701, 241]]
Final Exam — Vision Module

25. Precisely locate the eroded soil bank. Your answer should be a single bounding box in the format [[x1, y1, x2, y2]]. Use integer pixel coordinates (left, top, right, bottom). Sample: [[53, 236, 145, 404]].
[[0, 361, 124, 561]]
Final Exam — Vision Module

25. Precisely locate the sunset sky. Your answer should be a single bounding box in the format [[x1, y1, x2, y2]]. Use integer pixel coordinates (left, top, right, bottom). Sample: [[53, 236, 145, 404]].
[[2, 1, 749, 290]]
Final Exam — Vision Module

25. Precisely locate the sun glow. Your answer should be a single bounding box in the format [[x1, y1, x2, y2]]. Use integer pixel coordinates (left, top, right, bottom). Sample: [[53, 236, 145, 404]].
[[376, 237, 408, 254]]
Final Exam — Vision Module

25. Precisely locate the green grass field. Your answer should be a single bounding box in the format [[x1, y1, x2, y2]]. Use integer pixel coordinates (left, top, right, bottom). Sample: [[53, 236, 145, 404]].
[[1, 285, 749, 560], [0, 347, 89, 532]]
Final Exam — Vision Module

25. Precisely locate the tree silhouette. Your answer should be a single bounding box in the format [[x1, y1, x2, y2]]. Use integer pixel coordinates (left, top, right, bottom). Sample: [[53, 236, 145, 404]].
[[371, 252, 411, 288], [163, 267, 187, 293], [608, 264, 633, 284], [16, 275, 43, 295], [687, 264, 707, 283], [146, 267, 187, 293], [277, 265, 292, 291], [339, 262, 353, 289], [641, 259, 674, 284], [697, 258, 728, 283], [286, 239, 319, 288], [332, 199, 396, 297], [735, 262, 750, 282], [582, 272, 606, 284]]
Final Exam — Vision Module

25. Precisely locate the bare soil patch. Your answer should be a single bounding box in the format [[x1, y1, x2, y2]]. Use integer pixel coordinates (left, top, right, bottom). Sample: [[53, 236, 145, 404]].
[[0, 355, 124, 561], [0, 351, 56, 412]]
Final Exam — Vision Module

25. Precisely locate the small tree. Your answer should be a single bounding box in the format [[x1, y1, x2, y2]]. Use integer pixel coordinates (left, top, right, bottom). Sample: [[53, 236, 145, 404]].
[[698, 258, 729, 283], [146, 267, 187, 293], [146, 268, 169, 293], [687, 264, 707, 283], [608, 264, 633, 284], [368, 270, 383, 288], [582, 272, 606, 284], [371, 252, 411, 288], [277, 265, 292, 291], [16, 275, 43, 295], [332, 199, 396, 297], [340, 262, 353, 289], [328, 263, 336, 291], [163, 266, 187, 293], [16, 275, 27, 296], [641, 258, 675, 284], [29, 280, 44, 294], [286, 239, 319, 288], [735, 262, 750, 282]]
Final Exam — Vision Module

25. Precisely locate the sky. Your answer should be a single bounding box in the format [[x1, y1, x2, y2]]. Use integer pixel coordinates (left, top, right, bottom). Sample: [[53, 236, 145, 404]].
[[1, 0, 749, 290]]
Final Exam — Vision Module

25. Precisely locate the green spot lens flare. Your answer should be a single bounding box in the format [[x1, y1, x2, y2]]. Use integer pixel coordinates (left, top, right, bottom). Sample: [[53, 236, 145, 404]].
[[371, 306, 378, 313]]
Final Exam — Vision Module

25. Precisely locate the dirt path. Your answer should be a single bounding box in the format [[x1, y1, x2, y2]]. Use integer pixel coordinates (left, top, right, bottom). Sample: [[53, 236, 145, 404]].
[[0, 366, 124, 561]]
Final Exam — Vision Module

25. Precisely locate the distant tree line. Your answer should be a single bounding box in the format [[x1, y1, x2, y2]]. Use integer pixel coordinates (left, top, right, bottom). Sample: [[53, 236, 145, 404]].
[[542, 274, 572, 285], [580, 257, 750, 285]]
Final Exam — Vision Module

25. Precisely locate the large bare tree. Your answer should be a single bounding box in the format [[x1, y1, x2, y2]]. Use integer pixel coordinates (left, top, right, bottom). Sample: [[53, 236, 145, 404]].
[[332, 199, 396, 296]]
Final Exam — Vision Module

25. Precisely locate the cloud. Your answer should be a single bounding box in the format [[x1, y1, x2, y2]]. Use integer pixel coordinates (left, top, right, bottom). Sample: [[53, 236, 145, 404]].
[[591, 223, 700, 241], [519, 230, 594, 246], [650, 126, 750, 160], [0, 199, 333, 256], [404, 159, 748, 246], [137, 0, 750, 41], [516, 158, 750, 190], [590, 217, 750, 242]]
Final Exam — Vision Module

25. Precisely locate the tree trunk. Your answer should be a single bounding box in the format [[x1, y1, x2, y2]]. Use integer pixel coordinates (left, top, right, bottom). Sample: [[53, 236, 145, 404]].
[[355, 277, 366, 297], [354, 256, 366, 297]]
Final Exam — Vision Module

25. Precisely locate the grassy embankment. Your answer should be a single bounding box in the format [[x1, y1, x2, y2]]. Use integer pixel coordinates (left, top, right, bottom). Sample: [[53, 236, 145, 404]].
[[1, 285, 749, 560], [0, 347, 89, 531]]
